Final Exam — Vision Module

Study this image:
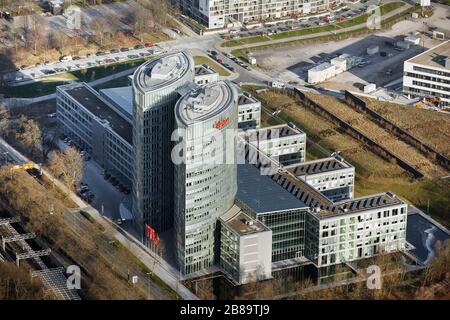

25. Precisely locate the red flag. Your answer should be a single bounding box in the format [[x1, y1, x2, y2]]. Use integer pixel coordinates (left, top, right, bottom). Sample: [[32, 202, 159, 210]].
[[153, 235, 160, 247], [145, 224, 155, 241]]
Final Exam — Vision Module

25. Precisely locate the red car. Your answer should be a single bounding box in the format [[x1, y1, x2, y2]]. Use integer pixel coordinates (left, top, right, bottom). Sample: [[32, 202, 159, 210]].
[[145, 42, 154, 48]]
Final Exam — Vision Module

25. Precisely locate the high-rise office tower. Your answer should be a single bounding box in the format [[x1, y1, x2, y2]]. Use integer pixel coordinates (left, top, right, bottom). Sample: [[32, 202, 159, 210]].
[[173, 80, 239, 275], [132, 51, 195, 240]]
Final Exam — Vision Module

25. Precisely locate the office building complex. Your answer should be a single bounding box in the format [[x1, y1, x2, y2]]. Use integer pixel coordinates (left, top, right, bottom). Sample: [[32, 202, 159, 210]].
[[174, 80, 239, 275], [238, 91, 261, 130], [177, 0, 344, 29], [241, 124, 306, 166], [305, 192, 408, 267], [229, 136, 409, 278], [219, 205, 272, 284], [403, 41, 450, 107], [56, 83, 133, 190], [285, 155, 355, 202], [132, 51, 196, 236]]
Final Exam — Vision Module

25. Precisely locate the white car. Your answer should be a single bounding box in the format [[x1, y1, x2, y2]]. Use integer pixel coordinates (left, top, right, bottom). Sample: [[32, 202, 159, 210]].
[[59, 55, 73, 62]]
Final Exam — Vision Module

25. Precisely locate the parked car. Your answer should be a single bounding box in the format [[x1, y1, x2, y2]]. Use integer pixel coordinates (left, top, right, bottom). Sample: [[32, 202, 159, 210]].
[[110, 48, 119, 53], [59, 55, 72, 62], [120, 47, 130, 52], [145, 42, 154, 48], [134, 44, 145, 49]]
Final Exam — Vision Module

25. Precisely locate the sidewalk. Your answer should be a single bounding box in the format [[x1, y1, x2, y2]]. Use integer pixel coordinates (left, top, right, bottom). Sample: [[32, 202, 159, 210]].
[[0, 136, 198, 300]]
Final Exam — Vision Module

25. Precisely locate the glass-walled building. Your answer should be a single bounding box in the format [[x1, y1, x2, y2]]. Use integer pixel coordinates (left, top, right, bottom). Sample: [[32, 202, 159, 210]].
[[132, 51, 195, 239], [174, 80, 239, 275], [236, 164, 309, 262]]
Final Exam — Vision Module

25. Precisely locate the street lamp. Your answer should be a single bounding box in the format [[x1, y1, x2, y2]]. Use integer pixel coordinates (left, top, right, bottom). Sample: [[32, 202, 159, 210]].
[[146, 271, 152, 300]]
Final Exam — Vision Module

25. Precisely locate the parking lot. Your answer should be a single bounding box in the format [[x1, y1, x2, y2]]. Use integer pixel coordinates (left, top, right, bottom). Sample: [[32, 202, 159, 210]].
[[252, 13, 446, 92], [224, 0, 378, 40], [6, 44, 162, 85], [57, 138, 129, 224]]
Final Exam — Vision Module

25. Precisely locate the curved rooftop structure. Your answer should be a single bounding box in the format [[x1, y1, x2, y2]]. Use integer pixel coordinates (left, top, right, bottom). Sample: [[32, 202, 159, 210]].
[[132, 51, 195, 94], [175, 80, 237, 126]]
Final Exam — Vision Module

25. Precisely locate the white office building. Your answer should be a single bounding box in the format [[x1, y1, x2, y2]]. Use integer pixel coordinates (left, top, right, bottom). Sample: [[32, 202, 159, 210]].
[[219, 205, 272, 284], [305, 193, 408, 268], [403, 41, 450, 107], [285, 155, 355, 202], [241, 124, 306, 165], [238, 91, 261, 130]]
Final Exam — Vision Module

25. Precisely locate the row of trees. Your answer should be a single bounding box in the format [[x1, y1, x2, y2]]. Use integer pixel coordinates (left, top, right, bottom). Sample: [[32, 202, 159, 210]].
[[0, 0, 174, 72], [0, 108, 82, 191], [0, 165, 147, 299]]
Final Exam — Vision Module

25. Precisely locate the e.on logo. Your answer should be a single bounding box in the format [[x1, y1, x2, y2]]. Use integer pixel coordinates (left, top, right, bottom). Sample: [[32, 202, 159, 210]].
[[215, 117, 230, 129]]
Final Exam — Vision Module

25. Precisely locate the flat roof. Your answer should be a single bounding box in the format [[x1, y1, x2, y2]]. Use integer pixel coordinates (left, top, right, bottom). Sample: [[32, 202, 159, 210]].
[[238, 92, 259, 106], [310, 62, 333, 72], [195, 65, 216, 76], [99, 86, 133, 117], [133, 51, 194, 93], [63, 84, 132, 145], [286, 156, 353, 176], [237, 164, 308, 214], [238, 137, 405, 219], [407, 41, 449, 70], [175, 80, 237, 125], [245, 124, 304, 142], [220, 205, 270, 236]]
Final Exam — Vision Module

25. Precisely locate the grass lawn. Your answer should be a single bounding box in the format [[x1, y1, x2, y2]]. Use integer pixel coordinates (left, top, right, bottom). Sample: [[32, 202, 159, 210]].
[[221, 35, 272, 47], [246, 88, 450, 227], [93, 75, 131, 90], [0, 57, 149, 98], [194, 56, 230, 77], [222, 2, 406, 47]]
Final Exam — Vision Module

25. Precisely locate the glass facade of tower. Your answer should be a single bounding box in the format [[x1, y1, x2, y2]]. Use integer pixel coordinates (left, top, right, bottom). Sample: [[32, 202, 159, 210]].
[[174, 81, 239, 275], [132, 52, 195, 241]]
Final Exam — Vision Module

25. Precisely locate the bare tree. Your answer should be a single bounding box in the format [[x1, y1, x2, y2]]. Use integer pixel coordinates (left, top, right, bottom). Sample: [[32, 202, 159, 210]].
[[0, 104, 10, 136], [15, 115, 41, 153], [48, 146, 83, 190]]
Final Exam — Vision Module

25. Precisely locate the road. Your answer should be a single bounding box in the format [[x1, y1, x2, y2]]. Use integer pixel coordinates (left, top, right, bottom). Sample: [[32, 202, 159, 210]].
[[7, 46, 158, 85], [0, 136, 198, 300], [221, 2, 413, 52]]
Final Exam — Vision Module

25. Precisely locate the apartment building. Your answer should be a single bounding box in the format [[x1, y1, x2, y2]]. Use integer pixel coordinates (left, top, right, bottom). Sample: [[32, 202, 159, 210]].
[[177, 0, 344, 29], [403, 41, 450, 107], [285, 155, 355, 202]]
